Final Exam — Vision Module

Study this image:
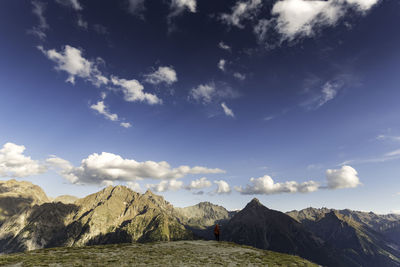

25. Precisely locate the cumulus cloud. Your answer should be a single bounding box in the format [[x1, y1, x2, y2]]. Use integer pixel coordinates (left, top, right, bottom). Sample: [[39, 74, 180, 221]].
[[169, 0, 197, 17], [146, 179, 183, 192], [28, 1, 49, 40], [235, 175, 319, 195], [38, 45, 108, 86], [46, 156, 78, 183], [254, 0, 379, 44], [190, 84, 215, 104], [46, 152, 225, 184], [111, 76, 161, 105], [189, 82, 238, 104], [0, 143, 47, 178], [55, 0, 83, 10], [127, 0, 146, 18], [221, 0, 262, 28], [213, 180, 231, 194], [221, 102, 235, 117], [218, 41, 231, 51], [90, 100, 119, 121], [144, 66, 178, 85], [127, 181, 142, 192], [185, 177, 212, 190], [326, 165, 361, 189], [236, 165, 361, 195], [218, 59, 226, 72]]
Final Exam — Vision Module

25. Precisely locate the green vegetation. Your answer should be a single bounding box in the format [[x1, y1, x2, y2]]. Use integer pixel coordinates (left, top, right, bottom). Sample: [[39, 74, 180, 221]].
[[0, 240, 318, 267]]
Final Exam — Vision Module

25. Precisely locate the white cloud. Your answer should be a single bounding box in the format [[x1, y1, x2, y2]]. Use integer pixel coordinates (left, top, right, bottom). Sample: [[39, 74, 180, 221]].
[[218, 59, 226, 72], [90, 100, 119, 121], [221, 0, 262, 29], [185, 177, 212, 190], [317, 81, 340, 107], [326, 165, 361, 189], [145, 66, 178, 85], [302, 79, 344, 109], [46, 156, 78, 183], [0, 143, 47, 178], [236, 165, 361, 195], [170, 0, 197, 17], [213, 180, 231, 194], [111, 76, 162, 105], [189, 82, 238, 104], [235, 175, 319, 195], [38, 45, 108, 87], [218, 42, 231, 51], [120, 122, 132, 128], [127, 181, 142, 192], [55, 0, 83, 10], [146, 179, 183, 192], [28, 1, 49, 40], [255, 0, 379, 44], [233, 72, 246, 81], [221, 102, 235, 117], [46, 152, 225, 184], [190, 84, 215, 104], [127, 0, 146, 18]]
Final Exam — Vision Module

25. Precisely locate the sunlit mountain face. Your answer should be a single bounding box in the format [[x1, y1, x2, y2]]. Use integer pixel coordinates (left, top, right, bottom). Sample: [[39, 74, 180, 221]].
[[0, 0, 400, 215]]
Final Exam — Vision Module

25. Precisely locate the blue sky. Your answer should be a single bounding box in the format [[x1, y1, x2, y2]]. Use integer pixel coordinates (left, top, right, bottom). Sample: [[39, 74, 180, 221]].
[[0, 0, 399, 213]]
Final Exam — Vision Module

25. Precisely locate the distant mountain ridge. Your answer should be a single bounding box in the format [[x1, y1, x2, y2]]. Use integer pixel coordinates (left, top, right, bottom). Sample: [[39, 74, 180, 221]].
[[287, 208, 400, 266]]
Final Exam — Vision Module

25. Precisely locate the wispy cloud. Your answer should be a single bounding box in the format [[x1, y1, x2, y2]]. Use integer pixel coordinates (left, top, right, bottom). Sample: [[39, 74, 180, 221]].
[[218, 41, 231, 51], [55, 0, 83, 10], [221, 102, 235, 117], [27, 1, 49, 40], [221, 0, 262, 29]]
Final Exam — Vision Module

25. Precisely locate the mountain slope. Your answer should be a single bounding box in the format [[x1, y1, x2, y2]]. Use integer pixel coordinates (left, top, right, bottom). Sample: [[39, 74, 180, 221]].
[[175, 201, 234, 229], [0, 179, 49, 226], [288, 208, 400, 266], [0, 186, 192, 253], [0, 240, 319, 266], [221, 198, 337, 266]]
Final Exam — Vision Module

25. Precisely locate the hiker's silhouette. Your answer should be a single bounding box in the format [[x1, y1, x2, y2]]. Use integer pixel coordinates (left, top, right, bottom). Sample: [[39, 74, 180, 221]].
[[214, 224, 220, 241]]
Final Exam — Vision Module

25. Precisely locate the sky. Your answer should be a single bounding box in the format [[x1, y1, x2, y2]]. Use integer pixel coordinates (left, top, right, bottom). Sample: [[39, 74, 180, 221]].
[[0, 0, 399, 214]]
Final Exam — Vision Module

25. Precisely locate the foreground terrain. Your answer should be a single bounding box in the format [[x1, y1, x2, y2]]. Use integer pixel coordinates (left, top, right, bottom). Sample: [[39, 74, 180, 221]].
[[0, 240, 318, 266], [1, 179, 400, 266]]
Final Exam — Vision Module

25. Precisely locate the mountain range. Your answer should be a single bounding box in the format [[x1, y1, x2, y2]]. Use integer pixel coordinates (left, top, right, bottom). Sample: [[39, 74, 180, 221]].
[[0, 179, 399, 266]]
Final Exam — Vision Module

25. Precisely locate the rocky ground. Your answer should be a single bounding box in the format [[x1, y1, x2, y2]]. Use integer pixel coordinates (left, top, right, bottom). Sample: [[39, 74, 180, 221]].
[[0, 240, 318, 266]]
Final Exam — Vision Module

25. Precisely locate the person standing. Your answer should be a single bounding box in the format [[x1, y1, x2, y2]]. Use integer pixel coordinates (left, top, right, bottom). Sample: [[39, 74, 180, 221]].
[[214, 224, 220, 241]]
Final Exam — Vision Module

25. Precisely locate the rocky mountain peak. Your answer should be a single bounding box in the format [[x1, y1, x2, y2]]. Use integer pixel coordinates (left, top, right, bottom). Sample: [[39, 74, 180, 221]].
[[244, 198, 264, 209]]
